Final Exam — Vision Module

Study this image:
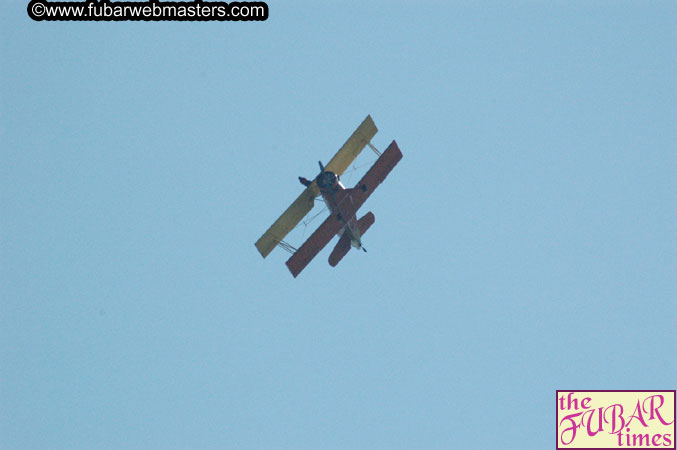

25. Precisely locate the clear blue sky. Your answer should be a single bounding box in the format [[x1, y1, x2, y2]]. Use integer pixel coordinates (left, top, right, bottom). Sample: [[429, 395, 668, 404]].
[[1, 1, 675, 448]]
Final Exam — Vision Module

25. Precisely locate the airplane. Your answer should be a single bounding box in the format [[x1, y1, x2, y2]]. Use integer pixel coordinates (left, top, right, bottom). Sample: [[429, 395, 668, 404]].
[[255, 115, 403, 277]]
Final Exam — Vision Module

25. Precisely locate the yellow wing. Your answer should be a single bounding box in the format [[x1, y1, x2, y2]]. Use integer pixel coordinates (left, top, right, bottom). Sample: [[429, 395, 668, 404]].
[[325, 115, 378, 176], [255, 184, 318, 258]]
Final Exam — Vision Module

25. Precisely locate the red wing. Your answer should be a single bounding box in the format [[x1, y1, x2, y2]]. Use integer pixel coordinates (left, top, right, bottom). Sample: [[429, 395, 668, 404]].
[[285, 214, 343, 278], [346, 140, 403, 215], [285, 141, 402, 278]]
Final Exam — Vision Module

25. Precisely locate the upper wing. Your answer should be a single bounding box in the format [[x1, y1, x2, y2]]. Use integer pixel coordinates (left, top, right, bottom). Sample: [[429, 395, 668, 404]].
[[286, 214, 343, 278], [324, 115, 378, 176], [344, 140, 403, 215], [255, 185, 318, 258]]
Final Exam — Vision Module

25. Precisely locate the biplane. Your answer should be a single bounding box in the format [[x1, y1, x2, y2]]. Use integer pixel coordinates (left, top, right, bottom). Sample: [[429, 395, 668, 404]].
[[255, 115, 403, 277]]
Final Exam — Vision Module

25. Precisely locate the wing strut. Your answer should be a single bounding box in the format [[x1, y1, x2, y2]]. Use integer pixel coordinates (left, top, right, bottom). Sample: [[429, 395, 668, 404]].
[[277, 240, 298, 254]]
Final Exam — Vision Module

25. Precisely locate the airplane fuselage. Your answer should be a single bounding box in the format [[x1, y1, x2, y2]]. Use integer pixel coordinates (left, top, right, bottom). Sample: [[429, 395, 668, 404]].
[[317, 173, 364, 250]]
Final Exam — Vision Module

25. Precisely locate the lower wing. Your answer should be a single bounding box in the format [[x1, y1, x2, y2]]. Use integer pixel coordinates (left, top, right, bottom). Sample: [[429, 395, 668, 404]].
[[285, 214, 343, 278]]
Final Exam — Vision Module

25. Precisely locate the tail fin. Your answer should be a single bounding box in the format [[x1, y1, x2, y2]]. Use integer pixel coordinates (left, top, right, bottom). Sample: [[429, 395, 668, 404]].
[[328, 212, 375, 267]]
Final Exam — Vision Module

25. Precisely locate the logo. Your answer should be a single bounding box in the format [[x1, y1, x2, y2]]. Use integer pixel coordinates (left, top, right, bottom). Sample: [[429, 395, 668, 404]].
[[556, 390, 675, 449]]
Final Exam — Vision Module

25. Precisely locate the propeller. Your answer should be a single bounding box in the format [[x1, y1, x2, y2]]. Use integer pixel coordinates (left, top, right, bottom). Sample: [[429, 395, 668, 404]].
[[316, 161, 337, 189]]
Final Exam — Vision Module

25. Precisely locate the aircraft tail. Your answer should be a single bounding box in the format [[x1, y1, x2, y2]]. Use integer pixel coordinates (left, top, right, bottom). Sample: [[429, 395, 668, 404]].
[[328, 212, 375, 267]]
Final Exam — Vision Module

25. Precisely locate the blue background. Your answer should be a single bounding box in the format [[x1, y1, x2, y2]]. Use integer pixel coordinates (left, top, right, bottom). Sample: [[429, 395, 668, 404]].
[[2, 1, 675, 448]]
